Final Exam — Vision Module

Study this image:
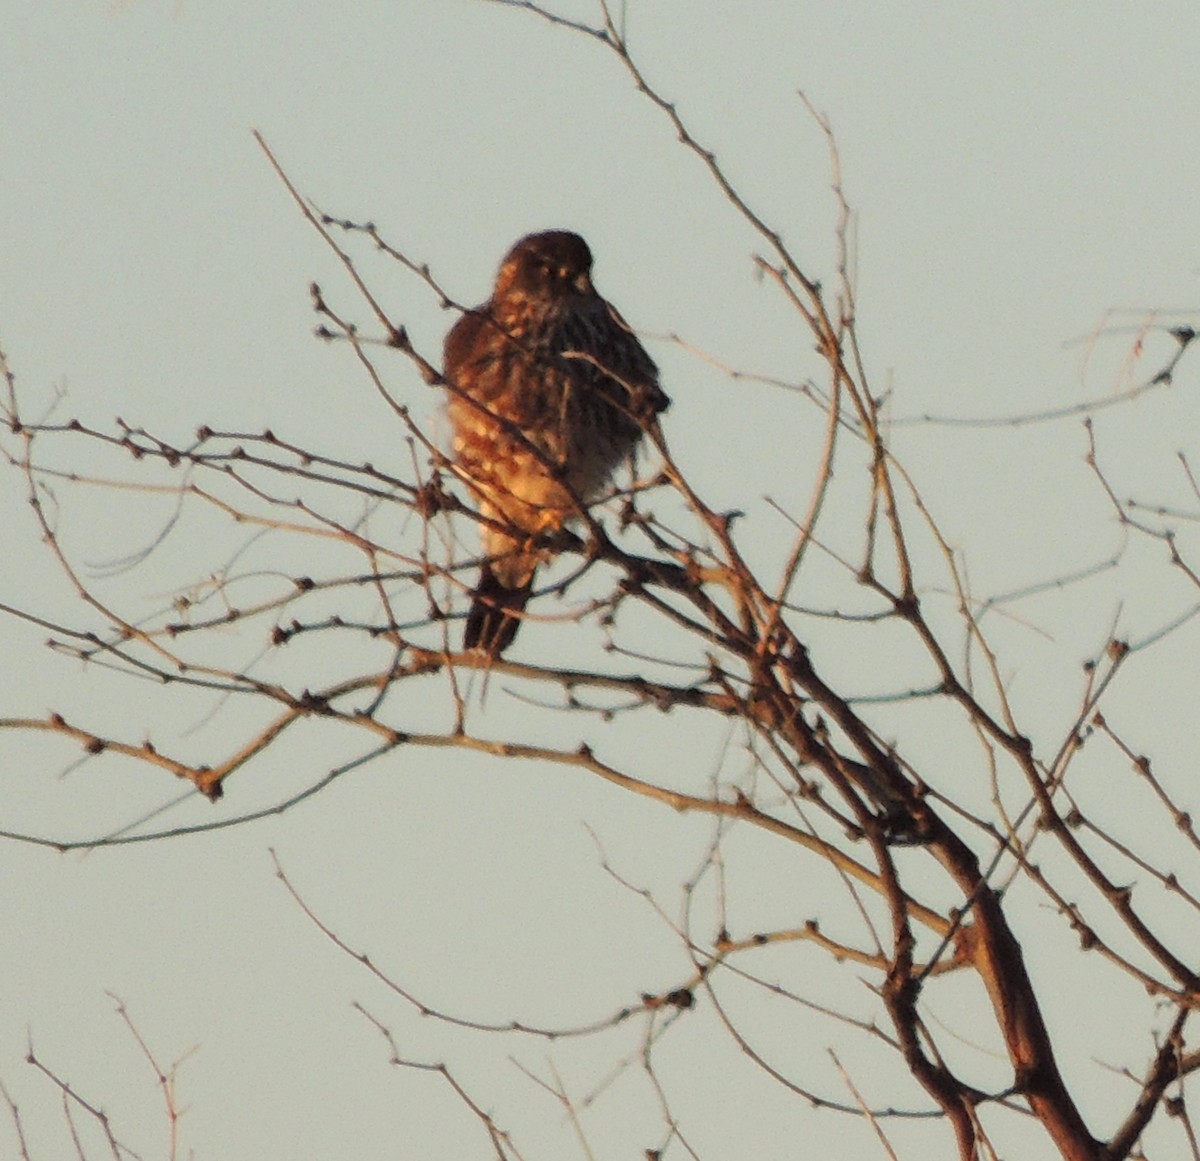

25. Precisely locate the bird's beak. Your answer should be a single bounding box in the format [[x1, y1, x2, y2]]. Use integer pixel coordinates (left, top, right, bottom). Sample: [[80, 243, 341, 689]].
[[573, 271, 594, 295]]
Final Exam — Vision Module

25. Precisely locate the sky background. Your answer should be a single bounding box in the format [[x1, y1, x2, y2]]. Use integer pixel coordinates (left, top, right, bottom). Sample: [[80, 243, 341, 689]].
[[2, 2, 1200, 1158]]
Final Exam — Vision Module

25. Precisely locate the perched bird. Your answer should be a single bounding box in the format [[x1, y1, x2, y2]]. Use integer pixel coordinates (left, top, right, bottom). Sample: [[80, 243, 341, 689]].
[[444, 230, 668, 656]]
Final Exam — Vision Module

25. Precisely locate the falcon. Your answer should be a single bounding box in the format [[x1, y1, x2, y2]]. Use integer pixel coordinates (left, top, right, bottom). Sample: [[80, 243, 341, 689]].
[[444, 230, 668, 656]]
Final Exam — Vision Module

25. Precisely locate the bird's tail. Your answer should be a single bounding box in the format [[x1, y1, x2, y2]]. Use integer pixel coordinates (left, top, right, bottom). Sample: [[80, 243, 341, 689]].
[[464, 561, 534, 657]]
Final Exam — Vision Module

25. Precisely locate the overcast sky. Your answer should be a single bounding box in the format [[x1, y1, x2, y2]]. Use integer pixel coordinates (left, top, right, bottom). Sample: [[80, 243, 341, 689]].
[[2, 3, 1199, 1158]]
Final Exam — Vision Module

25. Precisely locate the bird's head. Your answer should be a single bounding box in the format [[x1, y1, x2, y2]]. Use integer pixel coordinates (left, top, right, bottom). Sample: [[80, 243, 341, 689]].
[[494, 230, 596, 302]]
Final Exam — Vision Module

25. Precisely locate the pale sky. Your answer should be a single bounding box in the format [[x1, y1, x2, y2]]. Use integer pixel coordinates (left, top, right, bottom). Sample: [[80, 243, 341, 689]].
[[2, 3, 1199, 1158]]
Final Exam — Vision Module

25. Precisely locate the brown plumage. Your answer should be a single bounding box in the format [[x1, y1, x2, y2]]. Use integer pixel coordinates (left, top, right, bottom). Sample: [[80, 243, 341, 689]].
[[444, 231, 668, 656]]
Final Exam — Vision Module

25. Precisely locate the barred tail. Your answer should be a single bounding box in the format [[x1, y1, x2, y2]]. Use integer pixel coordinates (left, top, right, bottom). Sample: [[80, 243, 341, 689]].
[[464, 562, 534, 657]]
